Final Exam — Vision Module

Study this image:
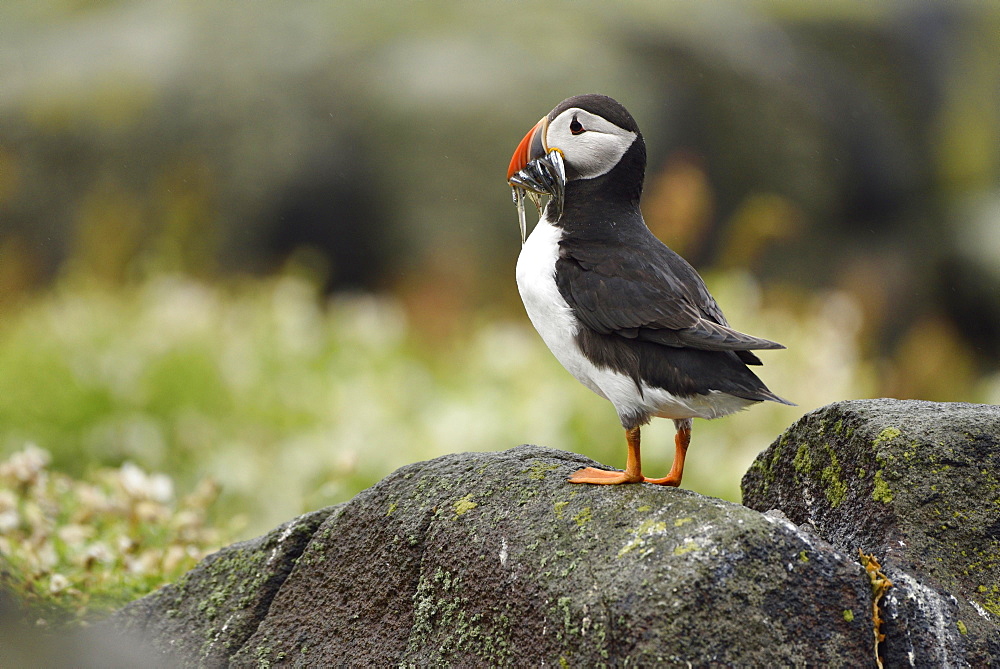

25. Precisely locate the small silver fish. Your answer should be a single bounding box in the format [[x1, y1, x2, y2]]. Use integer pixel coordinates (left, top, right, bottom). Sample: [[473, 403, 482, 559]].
[[508, 150, 566, 245]]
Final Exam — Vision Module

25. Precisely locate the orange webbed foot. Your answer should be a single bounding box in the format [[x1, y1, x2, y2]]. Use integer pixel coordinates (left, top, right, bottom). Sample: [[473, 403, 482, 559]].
[[641, 474, 682, 487], [568, 467, 643, 485]]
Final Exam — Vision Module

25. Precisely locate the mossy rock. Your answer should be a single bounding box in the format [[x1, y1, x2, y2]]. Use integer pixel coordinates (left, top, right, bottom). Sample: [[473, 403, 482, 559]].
[[742, 399, 1000, 666], [116, 445, 872, 666], [111, 506, 336, 666]]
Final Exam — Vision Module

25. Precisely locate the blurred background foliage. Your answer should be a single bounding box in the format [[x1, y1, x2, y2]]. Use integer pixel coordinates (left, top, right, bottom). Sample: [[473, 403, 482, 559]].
[[1, 0, 999, 555]]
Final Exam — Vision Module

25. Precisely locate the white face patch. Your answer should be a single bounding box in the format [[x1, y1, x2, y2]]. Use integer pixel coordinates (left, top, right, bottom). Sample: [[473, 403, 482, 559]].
[[544, 108, 637, 180]]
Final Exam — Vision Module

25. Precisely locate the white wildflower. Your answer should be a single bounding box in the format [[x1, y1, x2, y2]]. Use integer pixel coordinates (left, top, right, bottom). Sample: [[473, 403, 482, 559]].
[[125, 550, 160, 576], [0, 510, 18, 533], [0, 490, 18, 532], [117, 535, 137, 554], [35, 543, 58, 570], [57, 524, 94, 546], [48, 573, 70, 594], [0, 444, 51, 485], [82, 542, 114, 566], [162, 545, 188, 572], [119, 462, 173, 502], [135, 500, 167, 523]]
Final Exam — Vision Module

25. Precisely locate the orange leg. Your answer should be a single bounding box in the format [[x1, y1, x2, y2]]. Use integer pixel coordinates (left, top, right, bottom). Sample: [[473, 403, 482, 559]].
[[643, 420, 691, 487], [568, 426, 644, 484]]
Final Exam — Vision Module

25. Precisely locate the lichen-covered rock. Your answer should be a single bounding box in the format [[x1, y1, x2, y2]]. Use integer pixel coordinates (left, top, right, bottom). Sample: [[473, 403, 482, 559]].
[[742, 399, 1000, 666], [112, 506, 335, 666], [116, 445, 873, 666]]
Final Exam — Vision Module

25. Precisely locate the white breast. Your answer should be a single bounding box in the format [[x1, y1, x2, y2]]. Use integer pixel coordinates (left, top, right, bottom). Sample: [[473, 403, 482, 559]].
[[515, 217, 756, 425], [515, 217, 604, 397]]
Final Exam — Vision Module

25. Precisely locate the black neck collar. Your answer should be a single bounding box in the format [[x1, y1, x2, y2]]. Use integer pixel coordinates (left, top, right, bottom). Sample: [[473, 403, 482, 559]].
[[550, 138, 646, 231]]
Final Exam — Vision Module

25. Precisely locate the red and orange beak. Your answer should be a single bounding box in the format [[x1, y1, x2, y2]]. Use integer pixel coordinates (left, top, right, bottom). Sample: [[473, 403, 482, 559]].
[[507, 117, 549, 182]]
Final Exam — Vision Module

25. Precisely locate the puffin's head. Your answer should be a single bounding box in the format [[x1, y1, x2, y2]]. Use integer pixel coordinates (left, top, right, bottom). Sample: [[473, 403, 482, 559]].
[[507, 94, 645, 198]]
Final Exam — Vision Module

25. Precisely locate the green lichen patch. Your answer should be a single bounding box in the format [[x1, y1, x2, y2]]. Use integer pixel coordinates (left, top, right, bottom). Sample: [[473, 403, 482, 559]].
[[551, 596, 577, 642], [793, 441, 812, 473], [453, 495, 478, 516], [843, 609, 854, 622], [674, 517, 693, 527], [406, 566, 513, 664], [872, 427, 901, 448], [743, 433, 786, 498], [553, 501, 569, 518], [573, 507, 592, 527], [871, 470, 893, 503], [821, 446, 847, 507], [787, 437, 848, 506], [673, 540, 700, 556], [617, 518, 668, 558], [525, 461, 560, 481], [977, 584, 1000, 617]]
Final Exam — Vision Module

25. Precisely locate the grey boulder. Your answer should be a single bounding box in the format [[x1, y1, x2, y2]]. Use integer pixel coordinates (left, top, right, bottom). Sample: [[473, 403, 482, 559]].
[[743, 399, 1000, 667], [115, 445, 873, 666]]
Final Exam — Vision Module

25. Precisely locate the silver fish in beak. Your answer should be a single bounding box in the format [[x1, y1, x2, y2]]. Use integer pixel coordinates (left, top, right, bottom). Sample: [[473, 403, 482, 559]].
[[507, 116, 567, 244]]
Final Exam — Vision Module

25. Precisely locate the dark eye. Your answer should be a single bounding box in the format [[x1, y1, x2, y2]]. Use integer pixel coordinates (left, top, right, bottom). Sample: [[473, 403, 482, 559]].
[[570, 116, 585, 135]]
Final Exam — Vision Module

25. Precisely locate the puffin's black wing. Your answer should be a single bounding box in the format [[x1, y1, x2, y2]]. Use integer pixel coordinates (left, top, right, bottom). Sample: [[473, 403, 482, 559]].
[[555, 229, 785, 357]]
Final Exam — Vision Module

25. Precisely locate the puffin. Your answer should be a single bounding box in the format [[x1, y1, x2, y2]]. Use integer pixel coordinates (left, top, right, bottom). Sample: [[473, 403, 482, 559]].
[[507, 94, 791, 487]]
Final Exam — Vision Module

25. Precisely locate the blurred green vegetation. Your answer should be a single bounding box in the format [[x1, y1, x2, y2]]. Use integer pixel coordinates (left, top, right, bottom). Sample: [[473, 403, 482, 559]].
[[0, 444, 222, 624], [0, 269, 843, 534], [2, 0, 1000, 618]]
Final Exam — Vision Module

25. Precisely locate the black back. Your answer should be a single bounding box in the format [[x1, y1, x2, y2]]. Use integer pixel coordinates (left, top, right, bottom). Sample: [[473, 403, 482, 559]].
[[546, 95, 790, 413]]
